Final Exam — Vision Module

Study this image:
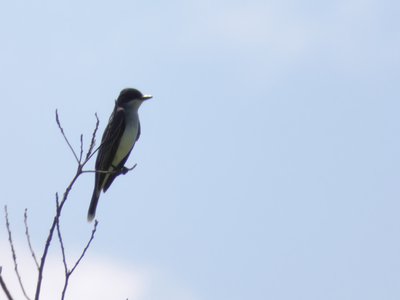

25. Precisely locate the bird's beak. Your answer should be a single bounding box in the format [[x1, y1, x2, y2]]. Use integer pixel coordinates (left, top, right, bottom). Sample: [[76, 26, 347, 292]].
[[141, 95, 153, 100]]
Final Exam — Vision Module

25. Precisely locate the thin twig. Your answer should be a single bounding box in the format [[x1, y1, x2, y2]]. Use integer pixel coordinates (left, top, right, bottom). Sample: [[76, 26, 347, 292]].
[[35, 112, 101, 300], [85, 113, 100, 162], [60, 220, 98, 300], [34, 171, 81, 300], [0, 266, 14, 300], [36, 109, 137, 300], [24, 209, 39, 270], [81, 164, 137, 174], [55, 195, 68, 278], [81, 170, 117, 174], [70, 220, 98, 274], [79, 134, 84, 164], [55, 109, 80, 164], [4, 206, 31, 300]]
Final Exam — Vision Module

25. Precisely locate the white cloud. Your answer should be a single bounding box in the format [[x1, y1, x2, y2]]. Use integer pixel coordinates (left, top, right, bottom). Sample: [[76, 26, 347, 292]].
[[0, 242, 197, 300], [0, 242, 146, 300]]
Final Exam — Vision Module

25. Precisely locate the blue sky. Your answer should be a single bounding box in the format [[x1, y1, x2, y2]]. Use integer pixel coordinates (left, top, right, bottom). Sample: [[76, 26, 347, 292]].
[[0, 0, 399, 299]]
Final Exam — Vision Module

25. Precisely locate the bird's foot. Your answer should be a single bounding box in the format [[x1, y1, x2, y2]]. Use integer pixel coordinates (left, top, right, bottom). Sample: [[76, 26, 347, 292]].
[[120, 163, 137, 175]]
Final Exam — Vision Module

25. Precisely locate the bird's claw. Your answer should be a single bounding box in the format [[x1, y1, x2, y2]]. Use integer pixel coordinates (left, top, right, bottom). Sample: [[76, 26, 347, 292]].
[[120, 163, 137, 175]]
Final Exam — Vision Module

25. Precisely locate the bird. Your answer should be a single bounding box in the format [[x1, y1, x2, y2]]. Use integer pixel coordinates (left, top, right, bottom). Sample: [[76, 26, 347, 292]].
[[87, 88, 152, 221]]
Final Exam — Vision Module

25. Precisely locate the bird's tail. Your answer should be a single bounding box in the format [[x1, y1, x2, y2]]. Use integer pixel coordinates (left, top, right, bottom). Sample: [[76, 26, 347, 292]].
[[87, 189, 101, 222]]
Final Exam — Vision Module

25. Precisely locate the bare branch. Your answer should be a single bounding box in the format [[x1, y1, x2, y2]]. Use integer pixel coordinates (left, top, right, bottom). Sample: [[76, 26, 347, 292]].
[[60, 220, 98, 300], [5, 109, 140, 300], [34, 171, 81, 300], [33, 109, 126, 299], [55, 195, 68, 278], [55, 109, 80, 164], [24, 209, 39, 270], [4, 206, 31, 300], [0, 266, 14, 300], [81, 163, 137, 175], [35, 110, 102, 300], [70, 220, 98, 275], [85, 113, 100, 162]]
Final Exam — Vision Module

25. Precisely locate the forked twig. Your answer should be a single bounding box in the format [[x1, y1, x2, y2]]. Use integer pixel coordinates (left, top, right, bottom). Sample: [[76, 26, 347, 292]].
[[56, 209, 98, 300], [55, 109, 80, 164], [4, 206, 31, 300], [24, 209, 39, 270], [6, 108, 137, 300], [34, 110, 102, 300], [34, 170, 81, 300], [55, 195, 68, 278], [70, 220, 98, 274]]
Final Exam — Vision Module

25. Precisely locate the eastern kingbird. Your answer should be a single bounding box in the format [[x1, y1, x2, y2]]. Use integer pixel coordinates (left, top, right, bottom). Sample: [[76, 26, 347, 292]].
[[88, 88, 152, 221]]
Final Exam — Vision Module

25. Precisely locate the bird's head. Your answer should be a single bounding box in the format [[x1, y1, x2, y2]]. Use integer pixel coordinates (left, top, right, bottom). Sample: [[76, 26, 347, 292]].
[[116, 88, 152, 107]]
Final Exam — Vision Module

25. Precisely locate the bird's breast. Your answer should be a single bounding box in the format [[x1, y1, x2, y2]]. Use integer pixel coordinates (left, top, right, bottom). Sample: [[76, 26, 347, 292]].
[[112, 114, 139, 165]]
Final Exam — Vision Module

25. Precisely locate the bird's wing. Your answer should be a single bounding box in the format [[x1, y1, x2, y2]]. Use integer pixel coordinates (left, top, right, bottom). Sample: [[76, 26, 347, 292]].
[[103, 119, 140, 192], [95, 106, 126, 191], [102, 148, 132, 192]]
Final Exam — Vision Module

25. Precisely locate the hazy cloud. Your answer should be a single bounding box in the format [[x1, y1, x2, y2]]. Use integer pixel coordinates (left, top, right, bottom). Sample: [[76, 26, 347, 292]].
[[0, 242, 196, 300]]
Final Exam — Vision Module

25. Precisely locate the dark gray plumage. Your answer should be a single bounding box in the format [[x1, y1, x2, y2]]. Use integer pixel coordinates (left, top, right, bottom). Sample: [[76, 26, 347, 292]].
[[88, 88, 152, 221]]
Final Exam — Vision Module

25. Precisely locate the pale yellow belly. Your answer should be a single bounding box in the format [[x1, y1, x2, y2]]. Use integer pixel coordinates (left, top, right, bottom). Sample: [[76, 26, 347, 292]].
[[112, 120, 139, 166]]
